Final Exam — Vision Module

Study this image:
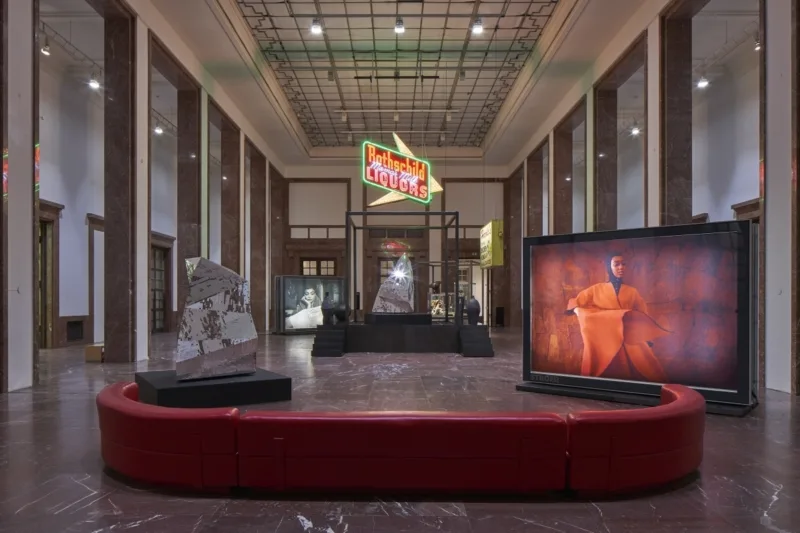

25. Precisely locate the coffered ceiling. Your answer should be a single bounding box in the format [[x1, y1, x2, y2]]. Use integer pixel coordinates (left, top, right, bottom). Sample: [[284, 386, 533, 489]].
[[235, 0, 560, 148]]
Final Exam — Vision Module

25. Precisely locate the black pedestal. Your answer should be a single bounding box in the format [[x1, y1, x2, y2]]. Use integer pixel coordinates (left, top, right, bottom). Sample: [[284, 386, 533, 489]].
[[365, 312, 432, 325], [135, 368, 292, 408]]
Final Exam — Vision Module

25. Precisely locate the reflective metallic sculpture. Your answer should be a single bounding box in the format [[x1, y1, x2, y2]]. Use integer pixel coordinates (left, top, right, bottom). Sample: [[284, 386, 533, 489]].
[[372, 254, 415, 313], [176, 258, 257, 381]]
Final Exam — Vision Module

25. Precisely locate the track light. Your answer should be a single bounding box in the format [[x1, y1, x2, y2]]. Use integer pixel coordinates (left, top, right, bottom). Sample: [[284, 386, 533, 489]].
[[341, 111, 347, 122], [88, 73, 100, 90], [459, 70, 466, 81], [41, 37, 50, 56], [472, 18, 483, 35], [696, 77, 709, 89], [439, 132, 445, 143], [395, 17, 405, 34], [311, 18, 322, 35], [754, 39, 761, 51], [446, 112, 452, 122], [630, 125, 641, 137], [153, 125, 163, 135], [327, 70, 334, 82], [394, 112, 400, 123]]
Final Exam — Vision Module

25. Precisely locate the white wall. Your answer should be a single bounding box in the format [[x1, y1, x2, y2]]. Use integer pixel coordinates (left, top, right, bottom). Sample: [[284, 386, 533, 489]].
[[444, 182, 504, 237], [150, 133, 178, 312], [613, 49, 760, 226], [692, 50, 760, 221], [39, 67, 104, 319], [288, 182, 348, 237], [208, 126, 222, 263]]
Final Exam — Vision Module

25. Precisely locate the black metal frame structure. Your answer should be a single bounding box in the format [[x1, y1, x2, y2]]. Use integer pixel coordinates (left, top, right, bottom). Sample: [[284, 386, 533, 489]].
[[345, 211, 461, 324]]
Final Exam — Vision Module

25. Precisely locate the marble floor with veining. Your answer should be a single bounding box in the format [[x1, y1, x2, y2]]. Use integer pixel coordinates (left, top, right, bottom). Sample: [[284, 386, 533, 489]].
[[0, 330, 798, 532]]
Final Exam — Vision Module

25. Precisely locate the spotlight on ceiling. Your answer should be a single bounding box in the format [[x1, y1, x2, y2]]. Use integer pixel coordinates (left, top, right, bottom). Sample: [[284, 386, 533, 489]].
[[446, 112, 452, 122], [347, 133, 353, 143], [88, 74, 100, 90], [311, 18, 322, 35], [630, 125, 641, 137], [222, 176, 228, 181], [41, 37, 50, 56], [190, 153, 197, 159], [696, 76, 709, 89], [459, 70, 466, 81], [327, 70, 334, 82], [395, 17, 405, 34], [472, 18, 483, 35], [598, 152, 606, 159], [341, 111, 347, 122], [439, 132, 445, 143], [565, 176, 572, 182], [754, 39, 762, 51], [153, 125, 163, 135], [393, 112, 400, 123]]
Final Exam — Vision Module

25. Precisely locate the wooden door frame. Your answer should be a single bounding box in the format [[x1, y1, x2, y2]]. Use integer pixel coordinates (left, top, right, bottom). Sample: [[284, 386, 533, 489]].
[[150, 233, 175, 332], [87, 213, 177, 339], [38, 200, 63, 348]]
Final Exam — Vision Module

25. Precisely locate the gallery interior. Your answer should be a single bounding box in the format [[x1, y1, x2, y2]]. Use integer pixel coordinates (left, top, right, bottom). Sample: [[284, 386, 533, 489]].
[[1, 0, 798, 531]]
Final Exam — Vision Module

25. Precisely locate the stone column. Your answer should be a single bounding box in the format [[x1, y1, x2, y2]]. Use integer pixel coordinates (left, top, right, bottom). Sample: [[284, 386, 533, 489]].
[[506, 167, 523, 327], [661, 17, 693, 225], [594, 89, 618, 230], [552, 126, 573, 234], [103, 10, 137, 363], [249, 145, 267, 334], [269, 165, 288, 329], [176, 88, 201, 319], [220, 119, 241, 273], [526, 146, 544, 236], [6, 0, 38, 390]]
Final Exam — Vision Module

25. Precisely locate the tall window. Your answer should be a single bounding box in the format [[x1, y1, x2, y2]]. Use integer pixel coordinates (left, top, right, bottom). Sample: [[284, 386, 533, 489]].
[[150, 247, 167, 333], [302, 259, 335, 276], [379, 259, 395, 283]]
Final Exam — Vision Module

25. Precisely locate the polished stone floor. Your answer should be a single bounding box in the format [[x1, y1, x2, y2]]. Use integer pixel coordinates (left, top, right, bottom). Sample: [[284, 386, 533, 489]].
[[0, 330, 798, 532]]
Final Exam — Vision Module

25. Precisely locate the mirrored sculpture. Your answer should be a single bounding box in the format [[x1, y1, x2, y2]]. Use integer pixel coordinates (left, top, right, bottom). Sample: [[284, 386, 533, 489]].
[[176, 258, 257, 381], [372, 254, 415, 313]]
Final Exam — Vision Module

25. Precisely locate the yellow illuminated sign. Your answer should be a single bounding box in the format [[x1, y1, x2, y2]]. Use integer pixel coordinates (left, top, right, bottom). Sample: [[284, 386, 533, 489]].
[[480, 220, 504, 269]]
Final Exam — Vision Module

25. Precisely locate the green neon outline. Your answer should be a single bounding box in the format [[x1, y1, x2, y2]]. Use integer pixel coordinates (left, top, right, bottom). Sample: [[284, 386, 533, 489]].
[[361, 139, 433, 205]]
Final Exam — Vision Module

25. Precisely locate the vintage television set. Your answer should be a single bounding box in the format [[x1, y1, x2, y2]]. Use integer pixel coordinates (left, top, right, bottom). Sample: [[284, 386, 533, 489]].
[[273, 275, 346, 334], [517, 221, 758, 415]]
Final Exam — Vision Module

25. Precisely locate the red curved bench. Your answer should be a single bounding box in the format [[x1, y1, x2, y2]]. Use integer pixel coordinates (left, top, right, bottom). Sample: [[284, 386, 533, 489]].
[[237, 411, 568, 492], [96, 382, 239, 489], [96, 382, 705, 494], [567, 384, 705, 493]]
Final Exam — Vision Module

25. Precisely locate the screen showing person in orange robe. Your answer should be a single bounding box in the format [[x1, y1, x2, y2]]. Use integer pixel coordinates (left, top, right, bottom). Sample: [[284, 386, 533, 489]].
[[530, 234, 740, 390]]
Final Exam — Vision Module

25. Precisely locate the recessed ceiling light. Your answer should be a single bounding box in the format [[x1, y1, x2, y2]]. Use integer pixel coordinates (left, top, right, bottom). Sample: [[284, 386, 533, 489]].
[[395, 17, 405, 34], [472, 18, 483, 35], [696, 77, 709, 89], [311, 18, 322, 35]]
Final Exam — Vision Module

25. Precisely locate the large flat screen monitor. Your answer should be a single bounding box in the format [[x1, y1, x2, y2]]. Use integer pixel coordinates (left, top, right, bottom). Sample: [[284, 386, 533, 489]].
[[522, 221, 756, 409], [273, 275, 345, 334]]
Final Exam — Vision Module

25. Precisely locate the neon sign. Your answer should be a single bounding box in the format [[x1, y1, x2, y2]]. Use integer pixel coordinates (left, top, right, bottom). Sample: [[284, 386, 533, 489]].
[[362, 140, 432, 204]]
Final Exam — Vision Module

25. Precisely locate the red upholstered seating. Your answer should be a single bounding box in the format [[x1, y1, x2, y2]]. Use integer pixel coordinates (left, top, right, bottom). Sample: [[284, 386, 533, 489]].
[[566, 384, 706, 493], [237, 411, 568, 492], [96, 382, 239, 489], [96, 382, 705, 494]]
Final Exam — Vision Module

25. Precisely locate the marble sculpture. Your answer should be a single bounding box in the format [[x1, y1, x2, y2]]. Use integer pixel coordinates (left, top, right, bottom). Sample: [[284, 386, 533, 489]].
[[372, 254, 415, 313], [176, 257, 257, 381]]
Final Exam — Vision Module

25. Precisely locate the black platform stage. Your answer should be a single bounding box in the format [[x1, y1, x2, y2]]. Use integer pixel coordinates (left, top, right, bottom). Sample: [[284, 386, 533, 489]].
[[364, 312, 432, 325], [135, 368, 292, 408], [311, 324, 494, 357]]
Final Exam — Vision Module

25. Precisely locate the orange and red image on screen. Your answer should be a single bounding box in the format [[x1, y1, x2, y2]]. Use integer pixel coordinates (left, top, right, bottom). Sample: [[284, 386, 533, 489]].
[[530, 233, 740, 390]]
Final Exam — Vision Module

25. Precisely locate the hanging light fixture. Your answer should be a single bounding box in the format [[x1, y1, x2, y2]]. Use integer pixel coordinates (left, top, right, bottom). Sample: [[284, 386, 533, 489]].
[[696, 76, 709, 89], [393, 112, 400, 123], [41, 36, 51, 56], [439, 132, 445, 143], [395, 17, 405, 34], [153, 124, 163, 135], [88, 72, 100, 90], [471, 18, 483, 35], [754, 39, 762, 51], [630, 123, 641, 137], [311, 18, 322, 35]]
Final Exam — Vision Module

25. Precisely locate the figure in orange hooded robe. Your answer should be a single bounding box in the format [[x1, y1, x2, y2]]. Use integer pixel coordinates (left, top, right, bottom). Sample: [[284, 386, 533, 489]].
[[566, 254, 669, 382]]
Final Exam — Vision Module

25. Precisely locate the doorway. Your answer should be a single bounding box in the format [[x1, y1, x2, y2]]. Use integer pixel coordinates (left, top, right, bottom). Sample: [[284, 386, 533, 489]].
[[37, 220, 55, 348], [150, 246, 168, 333]]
